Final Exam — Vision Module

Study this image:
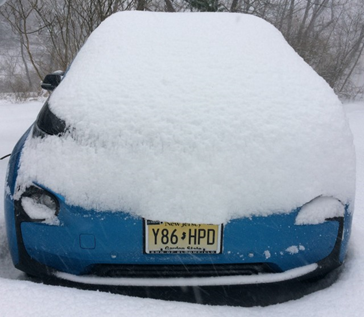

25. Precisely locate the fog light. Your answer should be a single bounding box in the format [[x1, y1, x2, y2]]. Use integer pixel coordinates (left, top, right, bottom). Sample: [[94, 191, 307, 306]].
[[21, 186, 60, 225]]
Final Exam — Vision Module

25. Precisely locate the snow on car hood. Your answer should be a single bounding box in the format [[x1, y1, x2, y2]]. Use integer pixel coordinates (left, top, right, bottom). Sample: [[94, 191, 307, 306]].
[[16, 12, 355, 224]]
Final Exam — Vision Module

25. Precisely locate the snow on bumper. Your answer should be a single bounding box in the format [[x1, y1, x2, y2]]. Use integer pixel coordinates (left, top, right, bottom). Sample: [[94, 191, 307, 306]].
[[55, 263, 318, 287]]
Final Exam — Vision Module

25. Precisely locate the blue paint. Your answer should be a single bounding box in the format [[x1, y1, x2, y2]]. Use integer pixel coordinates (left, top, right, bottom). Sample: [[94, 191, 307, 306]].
[[4, 127, 32, 266], [21, 198, 340, 275]]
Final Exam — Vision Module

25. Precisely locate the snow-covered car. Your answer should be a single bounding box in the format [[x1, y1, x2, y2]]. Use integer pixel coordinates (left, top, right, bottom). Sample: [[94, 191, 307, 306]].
[[4, 12, 355, 288]]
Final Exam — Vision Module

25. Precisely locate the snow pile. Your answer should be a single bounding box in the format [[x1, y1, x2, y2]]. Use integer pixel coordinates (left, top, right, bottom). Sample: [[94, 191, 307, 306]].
[[56, 264, 318, 286], [295, 196, 345, 225], [21, 198, 60, 225], [16, 12, 355, 224], [285, 245, 305, 255]]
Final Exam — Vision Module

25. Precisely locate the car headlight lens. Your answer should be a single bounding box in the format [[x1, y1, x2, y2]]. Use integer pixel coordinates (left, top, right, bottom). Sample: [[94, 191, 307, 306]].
[[295, 196, 345, 225], [20, 186, 60, 225], [34, 102, 66, 137]]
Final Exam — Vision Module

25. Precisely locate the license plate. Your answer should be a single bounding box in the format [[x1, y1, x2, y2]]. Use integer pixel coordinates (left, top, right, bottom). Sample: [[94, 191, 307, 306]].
[[144, 220, 223, 254]]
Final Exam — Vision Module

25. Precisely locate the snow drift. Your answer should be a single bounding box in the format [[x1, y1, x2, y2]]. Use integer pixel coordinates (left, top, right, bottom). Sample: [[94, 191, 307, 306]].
[[16, 12, 355, 224]]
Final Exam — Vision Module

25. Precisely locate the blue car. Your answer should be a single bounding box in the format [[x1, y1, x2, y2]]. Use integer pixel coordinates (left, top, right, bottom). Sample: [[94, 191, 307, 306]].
[[4, 12, 355, 289]]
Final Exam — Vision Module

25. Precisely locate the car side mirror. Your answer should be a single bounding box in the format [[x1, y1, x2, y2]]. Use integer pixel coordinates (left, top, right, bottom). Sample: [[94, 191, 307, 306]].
[[41, 72, 64, 91]]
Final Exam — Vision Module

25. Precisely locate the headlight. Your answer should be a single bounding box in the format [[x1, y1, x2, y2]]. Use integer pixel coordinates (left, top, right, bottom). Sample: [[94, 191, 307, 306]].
[[20, 186, 60, 225], [33, 102, 67, 137], [295, 196, 345, 225]]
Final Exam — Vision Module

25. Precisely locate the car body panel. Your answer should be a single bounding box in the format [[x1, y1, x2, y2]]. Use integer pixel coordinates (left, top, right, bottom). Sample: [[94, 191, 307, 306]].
[[20, 206, 340, 275]]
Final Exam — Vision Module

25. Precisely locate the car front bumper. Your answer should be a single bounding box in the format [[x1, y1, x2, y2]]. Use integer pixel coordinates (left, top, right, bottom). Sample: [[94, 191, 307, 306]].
[[5, 183, 350, 283], [55, 262, 319, 286]]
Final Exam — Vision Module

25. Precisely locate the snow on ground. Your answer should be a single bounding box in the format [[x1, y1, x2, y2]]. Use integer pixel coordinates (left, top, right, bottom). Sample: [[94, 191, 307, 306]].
[[0, 100, 43, 280], [0, 99, 363, 316]]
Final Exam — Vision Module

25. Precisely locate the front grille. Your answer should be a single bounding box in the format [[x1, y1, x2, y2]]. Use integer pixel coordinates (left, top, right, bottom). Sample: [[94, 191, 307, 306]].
[[89, 263, 276, 278]]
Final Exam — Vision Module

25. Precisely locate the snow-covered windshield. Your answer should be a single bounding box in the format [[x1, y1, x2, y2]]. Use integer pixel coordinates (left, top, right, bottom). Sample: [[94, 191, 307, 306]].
[[16, 12, 355, 224]]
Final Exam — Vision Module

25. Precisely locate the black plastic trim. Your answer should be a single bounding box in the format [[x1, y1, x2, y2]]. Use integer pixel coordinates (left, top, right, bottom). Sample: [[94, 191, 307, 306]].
[[296, 216, 344, 281], [35, 102, 66, 136], [89, 263, 276, 278]]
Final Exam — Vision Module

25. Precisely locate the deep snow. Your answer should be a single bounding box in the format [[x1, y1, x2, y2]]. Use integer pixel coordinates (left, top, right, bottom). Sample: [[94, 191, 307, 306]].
[[0, 99, 363, 316], [16, 12, 355, 224]]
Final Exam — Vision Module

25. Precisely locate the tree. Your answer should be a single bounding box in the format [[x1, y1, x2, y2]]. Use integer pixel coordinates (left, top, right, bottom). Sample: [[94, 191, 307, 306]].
[[1, 0, 364, 99]]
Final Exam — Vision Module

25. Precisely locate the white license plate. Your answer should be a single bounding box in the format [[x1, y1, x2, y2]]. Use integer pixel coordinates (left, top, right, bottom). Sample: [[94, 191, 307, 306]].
[[145, 220, 223, 254]]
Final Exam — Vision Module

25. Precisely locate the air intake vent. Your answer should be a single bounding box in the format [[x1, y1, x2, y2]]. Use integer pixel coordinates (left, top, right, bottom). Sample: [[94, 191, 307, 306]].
[[90, 263, 276, 278]]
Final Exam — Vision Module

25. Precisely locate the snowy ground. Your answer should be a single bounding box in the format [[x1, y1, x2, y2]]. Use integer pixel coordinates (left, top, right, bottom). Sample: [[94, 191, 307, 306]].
[[0, 99, 363, 316]]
